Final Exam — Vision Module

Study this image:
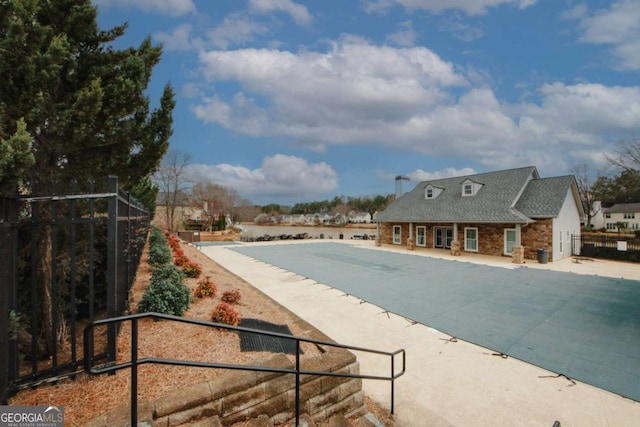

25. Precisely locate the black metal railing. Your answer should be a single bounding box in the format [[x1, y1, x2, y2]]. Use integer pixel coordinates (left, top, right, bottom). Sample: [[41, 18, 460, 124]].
[[84, 312, 406, 427]]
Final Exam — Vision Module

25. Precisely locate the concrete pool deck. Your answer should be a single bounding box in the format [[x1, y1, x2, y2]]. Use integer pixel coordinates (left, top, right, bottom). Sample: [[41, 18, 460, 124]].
[[199, 240, 640, 427]]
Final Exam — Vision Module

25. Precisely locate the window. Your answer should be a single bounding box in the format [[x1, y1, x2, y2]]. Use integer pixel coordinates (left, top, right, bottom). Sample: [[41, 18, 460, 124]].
[[426, 188, 433, 198], [463, 183, 473, 196], [624, 212, 635, 219], [416, 226, 426, 247], [606, 223, 616, 230], [465, 228, 478, 252], [393, 225, 402, 245], [605, 213, 611, 218], [559, 231, 563, 254]]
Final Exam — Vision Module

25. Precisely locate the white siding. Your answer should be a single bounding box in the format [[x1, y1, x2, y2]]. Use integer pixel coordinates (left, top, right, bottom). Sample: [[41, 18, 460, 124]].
[[604, 212, 640, 232], [552, 188, 581, 261]]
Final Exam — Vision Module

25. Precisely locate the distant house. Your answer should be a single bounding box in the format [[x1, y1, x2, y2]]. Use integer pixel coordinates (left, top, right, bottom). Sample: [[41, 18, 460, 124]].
[[375, 166, 584, 262], [349, 212, 372, 224], [154, 191, 206, 231], [601, 203, 640, 232]]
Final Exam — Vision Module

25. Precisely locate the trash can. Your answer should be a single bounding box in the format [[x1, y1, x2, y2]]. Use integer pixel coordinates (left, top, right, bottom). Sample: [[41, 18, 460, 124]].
[[537, 248, 549, 264]]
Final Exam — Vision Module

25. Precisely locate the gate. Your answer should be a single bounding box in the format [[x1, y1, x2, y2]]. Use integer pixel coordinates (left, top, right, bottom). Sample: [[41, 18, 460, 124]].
[[572, 233, 640, 262], [0, 176, 149, 402]]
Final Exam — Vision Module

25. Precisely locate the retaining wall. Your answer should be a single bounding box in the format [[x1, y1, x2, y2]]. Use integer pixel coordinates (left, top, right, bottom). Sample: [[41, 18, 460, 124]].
[[86, 348, 365, 426]]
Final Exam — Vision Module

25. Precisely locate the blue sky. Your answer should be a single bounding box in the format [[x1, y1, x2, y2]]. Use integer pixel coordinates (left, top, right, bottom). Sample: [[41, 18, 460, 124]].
[[92, 0, 640, 205]]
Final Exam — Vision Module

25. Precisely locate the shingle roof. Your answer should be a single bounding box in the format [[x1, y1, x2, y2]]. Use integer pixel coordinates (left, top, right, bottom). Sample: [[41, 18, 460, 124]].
[[604, 203, 640, 213], [514, 176, 575, 218], [376, 166, 576, 224]]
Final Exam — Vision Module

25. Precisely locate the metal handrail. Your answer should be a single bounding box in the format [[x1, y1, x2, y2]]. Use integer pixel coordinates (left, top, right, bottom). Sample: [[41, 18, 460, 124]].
[[84, 312, 405, 427]]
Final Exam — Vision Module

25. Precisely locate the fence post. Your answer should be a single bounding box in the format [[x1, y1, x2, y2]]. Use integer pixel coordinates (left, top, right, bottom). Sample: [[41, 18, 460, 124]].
[[0, 195, 18, 403], [107, 176, 118, 365]]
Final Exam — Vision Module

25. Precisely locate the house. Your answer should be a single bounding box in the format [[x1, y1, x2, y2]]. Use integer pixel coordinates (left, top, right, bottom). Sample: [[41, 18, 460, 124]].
[[349, 212, 372, 224], [375, 166, 584, 262], [601, 203, 640, 232], [154, 191, 206, 231]]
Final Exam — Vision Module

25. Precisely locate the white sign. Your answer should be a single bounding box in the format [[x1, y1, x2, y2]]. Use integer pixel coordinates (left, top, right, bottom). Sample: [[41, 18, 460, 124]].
[[617, 241, 628, 251]]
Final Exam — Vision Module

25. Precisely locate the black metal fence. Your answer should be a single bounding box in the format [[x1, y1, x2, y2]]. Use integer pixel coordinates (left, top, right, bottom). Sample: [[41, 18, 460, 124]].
[[572, 233, 640, 262], [0, 176, 149, 403]]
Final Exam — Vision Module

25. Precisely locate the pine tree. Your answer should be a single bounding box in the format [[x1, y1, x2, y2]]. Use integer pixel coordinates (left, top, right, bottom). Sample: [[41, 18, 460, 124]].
[[0, 0, 175, 353], [0, 0, 175, 189]]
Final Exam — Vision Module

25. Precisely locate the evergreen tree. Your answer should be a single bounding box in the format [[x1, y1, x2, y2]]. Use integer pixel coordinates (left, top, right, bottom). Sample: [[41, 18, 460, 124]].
[[0, 0, 175, 353], [0, 0, 175, 190]]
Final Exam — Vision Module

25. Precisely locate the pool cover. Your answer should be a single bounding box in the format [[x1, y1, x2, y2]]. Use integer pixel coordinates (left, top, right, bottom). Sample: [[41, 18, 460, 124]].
[[232, 242, 640, 402]]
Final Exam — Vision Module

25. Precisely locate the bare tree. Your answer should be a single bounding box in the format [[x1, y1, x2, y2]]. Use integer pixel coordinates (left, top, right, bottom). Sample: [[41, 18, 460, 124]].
[[154, 150, 192, 232], [191, 180, 241, 231], [605, 138, 640, 172], [571, 164, 601, 228]]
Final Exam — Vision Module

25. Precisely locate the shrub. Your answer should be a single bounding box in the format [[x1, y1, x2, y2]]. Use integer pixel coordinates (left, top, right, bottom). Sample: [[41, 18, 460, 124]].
[[148, 243, 172, 266], [149, 227, 167, 246], [168, 235, 181, 251], [138, 278, 191, 316], [182, 261, 202, 278], [173, 249, 189, 266], [151, 263, 185, 287], [221, 289, 241, 305], [194, 276, 217, 299], [211, 302, 241, 326]]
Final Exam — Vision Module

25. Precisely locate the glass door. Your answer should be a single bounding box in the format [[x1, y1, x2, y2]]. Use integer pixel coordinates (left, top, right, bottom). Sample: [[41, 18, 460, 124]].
[[435, 227, 453, 249], [504, 229, 517, 255]]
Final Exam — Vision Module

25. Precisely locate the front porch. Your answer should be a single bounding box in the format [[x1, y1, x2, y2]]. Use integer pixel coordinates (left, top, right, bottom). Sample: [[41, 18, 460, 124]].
[[376, 221, 553, 262]]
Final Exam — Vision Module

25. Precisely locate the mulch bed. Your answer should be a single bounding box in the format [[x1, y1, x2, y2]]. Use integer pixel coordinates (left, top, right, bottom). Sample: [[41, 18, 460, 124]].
[[9, 238, 320, 426]]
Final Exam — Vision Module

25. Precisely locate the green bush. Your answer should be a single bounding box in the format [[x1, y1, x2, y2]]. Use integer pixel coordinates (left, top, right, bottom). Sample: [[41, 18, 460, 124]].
[[148, 243, 172, 266], [149, 226, 167, 247], [138, 263, 190, 316]]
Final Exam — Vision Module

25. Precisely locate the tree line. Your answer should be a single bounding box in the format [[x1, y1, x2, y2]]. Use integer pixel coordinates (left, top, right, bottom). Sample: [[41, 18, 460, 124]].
[[154, 150, 395, 230]]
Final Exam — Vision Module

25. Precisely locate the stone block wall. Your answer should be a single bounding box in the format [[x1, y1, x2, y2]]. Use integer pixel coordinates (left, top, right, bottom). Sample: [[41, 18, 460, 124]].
[[378, 219, 554, 261], [86, 349, 365, 427], [520, 218, 553, 261]]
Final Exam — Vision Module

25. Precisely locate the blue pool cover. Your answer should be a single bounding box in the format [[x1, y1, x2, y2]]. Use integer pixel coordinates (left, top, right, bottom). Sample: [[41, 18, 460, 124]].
[[232, 242, 640, 402]]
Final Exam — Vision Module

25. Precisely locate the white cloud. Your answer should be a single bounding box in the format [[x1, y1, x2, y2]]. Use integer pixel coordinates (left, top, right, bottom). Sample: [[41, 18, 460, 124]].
[[191, 37, 640, 176], [92, 0, 195, 16], [196, 37, 467, 133], [206, 13, 270, 50], [439, 14, 484, 41], [154, 24, 204, 51], [409, 167, 477, 181], [249, 0, 313, 26], [363, 0, 537, 15], [387, 21, 418, 46], [186, 155, 338, 201], [571, 0, 640, 70]]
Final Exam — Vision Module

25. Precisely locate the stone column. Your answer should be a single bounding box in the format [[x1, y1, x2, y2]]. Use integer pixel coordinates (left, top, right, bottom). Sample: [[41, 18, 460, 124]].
[[512, 245, 524, 264], [450, 241, 461, 256], [407, 238, 415, 251]]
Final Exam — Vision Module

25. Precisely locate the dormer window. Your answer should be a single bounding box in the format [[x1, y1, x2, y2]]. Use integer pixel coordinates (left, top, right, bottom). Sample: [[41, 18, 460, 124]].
[[462, 179, 482, 197], [425, 184, 443, 199]]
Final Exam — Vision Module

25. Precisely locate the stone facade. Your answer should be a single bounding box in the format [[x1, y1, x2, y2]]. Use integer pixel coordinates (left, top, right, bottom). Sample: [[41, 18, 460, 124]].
[[86, 349, 365, 427], [379, 219, 554, 262]]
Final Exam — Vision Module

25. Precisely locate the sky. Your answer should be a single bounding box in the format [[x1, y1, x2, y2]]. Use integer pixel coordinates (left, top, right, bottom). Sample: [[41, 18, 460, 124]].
[[91, 0, 640, 205]]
